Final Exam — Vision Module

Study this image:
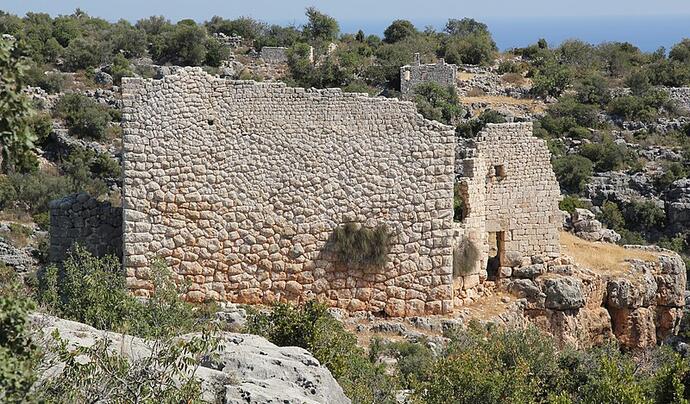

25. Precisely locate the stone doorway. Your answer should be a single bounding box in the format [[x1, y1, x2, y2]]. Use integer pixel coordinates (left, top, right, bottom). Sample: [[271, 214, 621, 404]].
[[487, 231, 505, 279]]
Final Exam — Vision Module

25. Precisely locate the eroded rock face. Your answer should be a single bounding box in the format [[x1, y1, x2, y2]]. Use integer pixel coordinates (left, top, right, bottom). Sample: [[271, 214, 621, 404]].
[[502, 248, 687, 350], [32, 314, 350, 404], [570, 208, 621, 244]]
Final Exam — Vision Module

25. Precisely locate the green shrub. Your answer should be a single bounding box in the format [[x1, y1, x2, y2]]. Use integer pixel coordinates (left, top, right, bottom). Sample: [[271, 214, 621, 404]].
[[552, 155, 594, 194], [27, 112, 53, 146], [579, 138, 629, 172], [37, 246, 135, 331], [456, 109, 506, 138], [25, 64, 66, 94], [623, 200, 666, 233], [531, 62, 572, 98], [654, 162, 687, 191], [54, 93, 113, 140], [559, 195, 586, 214], [37, 247, 206, 338], [0, 172, 75, 214], [0, 274, 40, 403], [370, 338, 435, 389], [62, 37, 110, 71], [442, 32, 497, 66], [413, 82, 463, 124], [599, 201, 625, 231], [331, 223, 392, 268], [497, 60, 523, 74]]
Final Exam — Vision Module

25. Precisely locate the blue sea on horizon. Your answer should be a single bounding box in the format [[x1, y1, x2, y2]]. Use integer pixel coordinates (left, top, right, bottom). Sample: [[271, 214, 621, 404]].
[[338, 15, 690, 52]]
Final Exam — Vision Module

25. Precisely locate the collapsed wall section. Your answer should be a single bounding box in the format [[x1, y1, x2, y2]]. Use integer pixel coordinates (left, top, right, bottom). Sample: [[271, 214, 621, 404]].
[[121, 68, 456, 316]]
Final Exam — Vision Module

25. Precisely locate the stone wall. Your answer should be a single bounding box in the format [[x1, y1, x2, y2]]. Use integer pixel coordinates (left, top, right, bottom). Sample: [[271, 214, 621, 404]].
[[260, 47, 289, 64], [121, 68, 456, 316], [400, 54, 458, 96], [454, 123, 561, 287], [49, 193, 123, 262]]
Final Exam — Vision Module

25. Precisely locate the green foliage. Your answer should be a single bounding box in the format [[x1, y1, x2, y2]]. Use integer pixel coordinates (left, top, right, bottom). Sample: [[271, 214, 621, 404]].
[[456, 109, 506, 138], [0, 171, 75, 213], [54, 93, 113, 140], [37, 247, 207, 338], [559, 195, 587, 214], [331, 223, 392, 268], [654, 162, 688, 191], [108, 53, 133, 85], [370, 338, 435, 389], [383, 20, 417, 44], [108, 19, 147, 58], [552, 155, 594, 193], [25, 63, 66, 94], [41, 328, 220, 403], [246, 301, 397, 403], [599, 201, 626, 231], [576, 72, 611, 105], [27, 112, 53, 146], [453, 183, 466, 221], [203, 36, 230, 67], [623, 200, 666, 233], [413, 82, 462, 124], [670, 38, 690, 64], [445, 18, 491, 37], [37, 246, 134, 331], [416, 326, 564, 404], [303, 7, 339, 43], [532, 62, 573, 98], [63, 37, 110, 71], [0, 37, 38, 174], [579, 137, 630, 172], [0, 272, 39, 403], [205, 16, 266, 40], [442, 32, 497, 66], [154, 21, 208, 66]]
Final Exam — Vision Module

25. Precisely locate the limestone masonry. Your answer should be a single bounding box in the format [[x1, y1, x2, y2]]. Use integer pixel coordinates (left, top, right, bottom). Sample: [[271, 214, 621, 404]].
[[400, 54, 458, 96], [121, 68, 457, 315], [259, 47, 289, 64]]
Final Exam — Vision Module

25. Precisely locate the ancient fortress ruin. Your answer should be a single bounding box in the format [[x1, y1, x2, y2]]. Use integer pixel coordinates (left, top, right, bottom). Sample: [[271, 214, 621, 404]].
[[400, 53, 458, 97], [115, 68, 562, 315]]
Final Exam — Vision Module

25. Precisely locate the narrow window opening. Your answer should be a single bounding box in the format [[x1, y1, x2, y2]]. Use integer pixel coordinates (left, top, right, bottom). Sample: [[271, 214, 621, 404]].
[[486, 231, 506, 279], [495, 164, 506, 179]]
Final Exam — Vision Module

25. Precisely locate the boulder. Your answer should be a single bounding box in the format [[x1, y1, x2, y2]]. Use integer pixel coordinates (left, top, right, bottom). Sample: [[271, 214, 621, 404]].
[[94, 70, 113, 85], [32, 314, 350, 404], [665, 179, 690, 233], [540, 275, 585, 310], [503, 251, 523, 268], [606, 267, 657, 309], [507, 279, 545, 308], [512, 264, 545, 279]]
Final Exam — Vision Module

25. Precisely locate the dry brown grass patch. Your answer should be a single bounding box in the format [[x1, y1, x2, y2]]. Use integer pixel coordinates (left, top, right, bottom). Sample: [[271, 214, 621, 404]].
[[560, 231, 658, 275], [458, 72, 475, 81]]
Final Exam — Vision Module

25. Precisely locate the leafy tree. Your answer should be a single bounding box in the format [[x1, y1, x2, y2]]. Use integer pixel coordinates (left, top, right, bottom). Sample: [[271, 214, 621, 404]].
[[576, 72, 611, 105], [531, 62, 572, 98], [383, 20, 417, 44], [579, 137, 629, 172], [203, 36, 230, 67], [0, 37, 37, 173], [413, 82, 463, 124], [155, 21, 208, 66], [670, 38, 690, 64], [205, 16, 267, 40], [599, 201, 625, 231], [445, 18, 491, 37], [108, 19, 147, 58], [624, 200, 666, 233], [51, 14, 83, 47], [62, 36, 110, 71], [303, 7, 339, 43], [442, 32, 497, 65], [552, 155, 594, 193], [0, 272, 40, 403]]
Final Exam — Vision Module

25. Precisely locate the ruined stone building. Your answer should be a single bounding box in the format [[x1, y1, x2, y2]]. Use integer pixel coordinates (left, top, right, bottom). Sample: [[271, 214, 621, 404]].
[[48, 68, 562, 316], [400, 53, 458, 97]]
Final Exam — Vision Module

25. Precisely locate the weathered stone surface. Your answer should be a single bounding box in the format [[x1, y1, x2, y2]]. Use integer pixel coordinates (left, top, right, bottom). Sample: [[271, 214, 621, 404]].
[[503, 251, 523, 268], [609, 307, 657, 350], [513, 264, 545, 279], [540, 275, 585, 310], [32, 314, 350, 404], [122, 68, 455, 314], [400, 54, 457, 96], [606, 271, 657, 309], [507, 279, 545, 308]]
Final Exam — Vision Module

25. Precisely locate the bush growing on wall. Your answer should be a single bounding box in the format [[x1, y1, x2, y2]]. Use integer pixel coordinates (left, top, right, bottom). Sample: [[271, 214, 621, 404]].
[[331, 223, 392, 268]]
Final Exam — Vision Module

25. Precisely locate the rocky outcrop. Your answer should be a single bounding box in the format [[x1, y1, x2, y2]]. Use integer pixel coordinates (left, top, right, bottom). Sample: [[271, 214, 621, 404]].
[[570, 208, 621, 244], [0, 237, 36, 274], [501, 248, 686, 350], [666, 179, 690, 234], [32, 314, 350, 404]]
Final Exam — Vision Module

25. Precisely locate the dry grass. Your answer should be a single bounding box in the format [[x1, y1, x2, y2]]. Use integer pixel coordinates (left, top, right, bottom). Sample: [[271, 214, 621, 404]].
[[466, 87, 486, 97], [458, 72, 475, 81], [461, 95, 547, 114], [560, 231, 658, 275], [501, 73, 526, 86]]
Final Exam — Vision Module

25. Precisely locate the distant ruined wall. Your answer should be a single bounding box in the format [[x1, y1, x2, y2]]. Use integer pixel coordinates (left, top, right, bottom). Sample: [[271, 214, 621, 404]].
[[400, 54, 458, 96], [49, 193, 123, 262], [121, 68, 456, 316]]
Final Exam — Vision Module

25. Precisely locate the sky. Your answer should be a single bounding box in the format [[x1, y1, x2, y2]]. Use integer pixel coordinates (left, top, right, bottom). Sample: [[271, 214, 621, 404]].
[[2, 0, 690, 51]]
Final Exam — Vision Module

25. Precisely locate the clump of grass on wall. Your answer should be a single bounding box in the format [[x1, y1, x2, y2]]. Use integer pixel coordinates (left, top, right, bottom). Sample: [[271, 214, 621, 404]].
[[332, 223, 392, 268]]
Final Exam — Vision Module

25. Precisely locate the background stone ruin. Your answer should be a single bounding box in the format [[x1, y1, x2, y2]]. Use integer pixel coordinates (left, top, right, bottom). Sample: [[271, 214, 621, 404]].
[[259, 47, 289, 64], [121, 68, 456, 316], [400, 53, 458, 97], [49, 193, 123, 262]]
